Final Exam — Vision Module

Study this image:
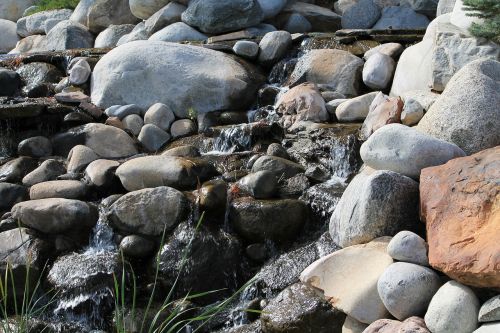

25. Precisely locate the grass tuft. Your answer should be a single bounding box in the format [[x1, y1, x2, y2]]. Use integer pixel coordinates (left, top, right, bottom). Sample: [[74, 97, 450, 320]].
[[26, 0, 80, 15]]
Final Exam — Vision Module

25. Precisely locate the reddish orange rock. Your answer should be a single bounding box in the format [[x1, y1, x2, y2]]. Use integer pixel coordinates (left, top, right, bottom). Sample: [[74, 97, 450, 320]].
[[360, 96, 403, 140], [420, 146, 500, 288]]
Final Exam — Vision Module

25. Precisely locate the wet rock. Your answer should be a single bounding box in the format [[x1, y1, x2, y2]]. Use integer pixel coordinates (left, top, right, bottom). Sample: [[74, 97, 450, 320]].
[[45, 20, 95, 51], [109, 186, 188, 236], [362, 52, 396, 90], [143, 103, 175, 131], [258, 31, 292, 67], [233, 41, 259, 59], [94, 24, 135, 48], [373, 6, 430, 29], [479, 296, 500, 323], [261, 283, 346, 333], [17, 136, 52, 157], [11, 198, 98, 234], [198, 179, 227, 212], [17, 9, 72, 37], [229, 197, 307, 243], [29, 180, 88, 200], [364, 316, 430, 333], [267, 143, 290, 160], [181, 0, 264, 34], [144, 2, 186, 35], [359, 96, 402, 140], [0, 183, 28, 212], [122, 114, 143, 136], [278, 173, 310, 198], [238, 170, 277, 199], [364, 43, 404, 60], [387, 231, 428, 266], [377, 262, 441, 320], [67, 145, 100, 173], [288, 49, 364, 97], [300, 237, 393, 324], [0, 157, 38, 183], [335, 92, 379, 122], [361, 124, 466, 179], [119, 235, 155, 258], [0, 68, 21, 97], [0, 19, 19, 53], [91, 41, 264, 116], [330, 168, 420, 248], [341, 0, 381, 29], [276, 83, 329, 126], [281, 2, 341, 32], [68, 59, 91, 85], [420, 146, 500, 288], [116, 155, 216, 191], [170, 119, 196, 139], [84, 159, 120, 187], [16, 62, 64, 89], [22, 159, 66, 186], [417, 58, 500, 155], [161, 145, 200, 158], [424, 281, 479, 333], [245, 243, 267, 262], [252, 155, 304, 179], [138, 124, 171, 152]]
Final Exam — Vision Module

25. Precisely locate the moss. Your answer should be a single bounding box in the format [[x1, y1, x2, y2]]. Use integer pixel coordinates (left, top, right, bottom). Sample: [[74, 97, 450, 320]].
[[26, 0, 80, 15]]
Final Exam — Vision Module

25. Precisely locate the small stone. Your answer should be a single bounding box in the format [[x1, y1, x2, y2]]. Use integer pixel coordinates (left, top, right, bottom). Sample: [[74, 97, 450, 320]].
[[22, 160, 66, 186], [233, 40, 259, 59], [479, 295, 500, 323], [144, 103, 175, 131], [364, 317, 430, 333], [401, 99, 424, 126], [138, 124, 171, 152], [335, 92, 379, 122], [341, 0, 381, 29], [170, 119, 196, 139], [120, 235, 155, 258], [122, 114, 144, 136], [238, 170, 277, 199], [105, 104, 143, 120], [364, 43, 404, 60], [85, 159, 120, 187], [362, 52, 396, 90], [68, 59, 91, 85], [266, 143, 290, 160], [161, 145, 200, 158], [54, 91, 90, 103], [251, 155, 304, 179], [29, 180, 88, 200], [67, 145, 100, 173], [198, 179, 227, 212], [258, 31, 292, 67], [387, 231, 428, 266], [18, 136, 52, 157]]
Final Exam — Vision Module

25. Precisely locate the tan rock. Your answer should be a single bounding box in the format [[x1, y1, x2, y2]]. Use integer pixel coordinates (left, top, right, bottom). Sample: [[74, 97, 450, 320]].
[[364, 316, 430, 333], [360, 96, 403, 140], [420, 146, 500, 288]]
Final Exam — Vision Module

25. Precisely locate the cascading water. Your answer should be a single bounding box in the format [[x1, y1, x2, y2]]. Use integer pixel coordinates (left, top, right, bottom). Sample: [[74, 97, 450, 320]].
[[212, 124, 253, 153]]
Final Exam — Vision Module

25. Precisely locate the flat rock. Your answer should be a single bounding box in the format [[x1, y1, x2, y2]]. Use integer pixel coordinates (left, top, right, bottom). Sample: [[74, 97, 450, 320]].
[[364, 316, 430, 333], [22, 160, 66, 186], [335, 92, 379, 122], [29, 180, 88, 200]]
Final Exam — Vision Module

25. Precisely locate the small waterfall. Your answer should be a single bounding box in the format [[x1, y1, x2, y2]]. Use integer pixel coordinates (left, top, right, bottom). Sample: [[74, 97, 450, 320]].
[[212, 124, 252, 153], [85, 206, 117, 254], [329, 134, 360, 181], [0, 119, 15, 158]]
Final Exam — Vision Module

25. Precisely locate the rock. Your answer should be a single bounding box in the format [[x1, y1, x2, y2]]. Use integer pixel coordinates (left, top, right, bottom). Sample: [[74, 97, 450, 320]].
[[181, 0, 264, 34], [233, 40, 259, 59], [288, 49, 364, 97], [450, 0, 483, 30], [17, 9, 72, 37], [373, 6, 430, 29], [341, 0, 381, 29], [109, 186, 188, 236], [54, 91, 90, 103], [238, 170, 277, 199], [11, 198, 98, 234], [282, 13, 312, 33], [116, 155, 216, 191], [29, 180, 88, 200], [364, 317, 431, 333], [91, 41, 263, 116], [149, 22, 207, 42], [281, 2, 341, 32], [377, 262, 441, 320], [229, 197, 307, 243], [144, 2, 185, 35], [276, 83, 329, 125], [116, 21, 148, 45], [122, 114, 143, 136], [45, 20, 94, 51], [479, 296, 500, 323], [359, 96, 402, 140], [119, 235, 155, 258], [474, 323, 500, 333], [400, 0, 438, 16], [105, 104, 143, 119], [267, 143, 290, 160], [401, 99, 424, 126], [258, 31, 292, 67], [22, 160, 66, 186], [67, 145, 100, 173], [94, 24, 135, 48], [51, 123, 138, 158], [424, 281, 479, 333], [300, 237, 393, 324], [84, 159, 119, 187], [251, 155, 304, 179], [142, 104, 175, 131], [257, 0, 287, 19], [0, 183, 28, 212], [0, 0, 37, 21], [335, 92, 379, 122], [417, 59, 500, 155], [161, 145, 200, 158], [0, 157, 38, 183], [437, 0, 456, 15], [261, 283, 346, 333], [170, 119, 196, 138], [361, 124, 466, 179], [198, 179, 227, 212], [364, 43, 404, 60], [387, 231, 428, 266], [0, 19, 19, 53], [17, 136, 52, 157], [16, 62, 64, 89], [420, 146, 500, 288], [68, 59, 91, 85], [9, 35, 46, 54], [362, 52, 396, 90], [70, 0, 138, 33], [342, 316, 368, 333], [129, 0, 173, 20], [138, 124, 170, 152], [401, 90, 438, 113], [0, 68, 21, 96]]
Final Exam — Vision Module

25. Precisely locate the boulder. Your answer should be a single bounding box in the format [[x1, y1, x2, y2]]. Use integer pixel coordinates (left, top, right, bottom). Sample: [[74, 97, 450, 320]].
[[359, 96, 402, 140], [417, 59, 500, 155], [229, 197, 307, 243], [149, 22, 207, 42], [257, 0, 287, 19], [275, 83, 329, 125], [479, 296, 500, 323], [181, 0, 264, 34], [45, 20, 94, 51], [329, 168, 420, 248], [420, 146, 500, 288], [282, 13, 312, 33], [387, 231, 428, 266], [17, 136, 52, 157], [261, 283, 346, 333], [437, 0, 457, 15], [361, 124, 466, 179], [11, 198, 98, 234], [0, 183, 28, 212], [69, 0, 138, 33], [233, 40, 260, 59], [17, 9, 72, 37], [0, 68, 21, 96], [0, 19, 20, 53], [144, 2, 186, 35], [281, 2, 341, 32], [22, 160, 66, 186], [377, 262, 441, 320], [238, 170, 277, 199], [138, 124, 171, 152], [0, 157, 38, 183], [251, 155, 304, 179], [94, 24, 135, 48], [109, 186, 188, 236], [258, 31, 292, 67], [91, 41, 264, 116], [0, 0, 37, 21], [288, 49, 364, 97], [116, 155, 216, 191], [300, 237, 394, 324], [362, 52, 396, 90], [67, 145, 100, 173], [372, 6, 430, 29], [129, 0, 172, 20], [364, 317, 431, 333], [341, 0, 381, 29], [335, 92, 379, 122], [116, 21, 148, 45], [170, 119, 196, 138], [450, 0, 483, 30], [424, 281, 479, 333]]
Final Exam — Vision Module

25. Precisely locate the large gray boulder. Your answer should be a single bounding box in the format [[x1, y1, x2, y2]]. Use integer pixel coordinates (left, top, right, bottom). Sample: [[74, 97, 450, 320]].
[[181, 0, 264, 34], [0, 19, 19, 54], [108, 186, 188, 236], [329, 168, 420, 248], [70, 0, 138, 33], [17, 9, 72, 37], [372, 6, 430, 29], [45, 20, 94, 51], [91, 41, 264, 116], [360, 124, 466, 178], [257, 0, 287, 19], [149, 22, 207, 42], [417, 58, 500, 155], [341, 0, 381, 29], [400, 0, 439, 16], [94, 24, 135, 48], [0, 0, 37, 21]]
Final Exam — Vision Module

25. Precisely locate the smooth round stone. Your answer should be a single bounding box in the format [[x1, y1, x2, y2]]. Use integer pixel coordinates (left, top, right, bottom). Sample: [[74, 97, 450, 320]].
[[377, 262, 441, 320], [69, 58, 91, 85], [85, 159, 120, 187], [22, 159, 66, 186], [119, 235, 155, 258], [67, 145, 100, 173], [282, 13, 312, 33], [266, 143, 290, 160], [233, 40, 259, 59], [105, 104, 143, 119], [401, 98, 424, 126], [138, 124, 171, 152], [122, 114, 144, 136], [18, 136, 52, 157], [387, 231, 428, 266], [341, 0, 381, 29], [143, 102, 175, 131], [238, 170, 277, 199], [29, 180, 88, 200], [170, 119, 196, 138], [362, 52, 396, 90], [258, 30, 292, 67]]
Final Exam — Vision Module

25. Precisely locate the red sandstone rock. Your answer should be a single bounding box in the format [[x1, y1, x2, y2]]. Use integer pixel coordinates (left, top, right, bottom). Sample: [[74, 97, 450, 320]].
[[364, 316, 430, 333], [360, 96, 403, 140], [420, 146, 500, 288]]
